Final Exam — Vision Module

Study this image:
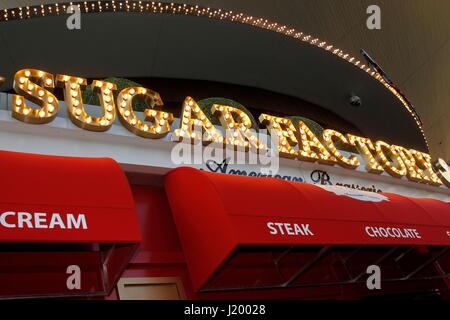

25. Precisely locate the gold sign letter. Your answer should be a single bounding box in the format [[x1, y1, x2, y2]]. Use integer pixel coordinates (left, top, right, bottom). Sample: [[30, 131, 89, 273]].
[[346, 134, 384, 174], [296, 121, 336, 164], [391, 145, 425, 183], [433, 159, 450, 188], [56, 75, 117, 131], [117, 87, 173, 139], [212, 104, 267, 151], [12, 69, 59, 124], [259, 114, 298, 158], [409, 149, 442, 186], [172, 97, 223, 144], [374, 141, 407, 178], [322, 129, 360, 169]]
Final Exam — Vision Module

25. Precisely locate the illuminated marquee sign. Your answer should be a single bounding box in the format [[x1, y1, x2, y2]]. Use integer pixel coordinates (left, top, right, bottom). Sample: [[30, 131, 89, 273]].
[[8, 68, 450, 189]]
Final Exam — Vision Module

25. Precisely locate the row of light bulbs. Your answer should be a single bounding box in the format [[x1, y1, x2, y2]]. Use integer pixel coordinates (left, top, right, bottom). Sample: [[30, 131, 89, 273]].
[[345, 134, 441, 185], [173, 97, 269, 152], [12, 69, 175, 138], [257, 114, 441, 186], [0, 0, 428, 149], [11, 67, 443, 187]]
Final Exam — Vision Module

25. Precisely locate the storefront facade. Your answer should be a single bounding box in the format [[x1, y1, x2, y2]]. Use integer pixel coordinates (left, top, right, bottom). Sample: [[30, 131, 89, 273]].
[[0, 1, 449, 300]]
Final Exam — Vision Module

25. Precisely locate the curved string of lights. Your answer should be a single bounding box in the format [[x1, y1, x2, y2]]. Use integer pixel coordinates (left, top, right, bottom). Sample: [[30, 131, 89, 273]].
[[0, 0, 428, 149]]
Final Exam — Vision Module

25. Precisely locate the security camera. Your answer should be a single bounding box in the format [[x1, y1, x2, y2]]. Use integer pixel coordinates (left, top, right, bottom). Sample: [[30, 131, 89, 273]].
[[349, 94, 362, 107]]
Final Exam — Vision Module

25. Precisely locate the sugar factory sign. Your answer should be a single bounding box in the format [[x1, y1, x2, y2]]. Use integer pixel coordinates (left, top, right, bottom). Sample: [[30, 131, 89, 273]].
[[8, 68, 450, 189]]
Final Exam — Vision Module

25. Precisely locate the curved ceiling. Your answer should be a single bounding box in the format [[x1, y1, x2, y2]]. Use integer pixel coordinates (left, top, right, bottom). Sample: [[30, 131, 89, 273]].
[[0, 1, 429, 151]]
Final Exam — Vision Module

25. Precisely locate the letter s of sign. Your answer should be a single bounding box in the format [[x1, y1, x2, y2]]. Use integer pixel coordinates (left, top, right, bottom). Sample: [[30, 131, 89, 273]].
[[366, 265, 381, 290], [366, 5, 381, 30], [66, 265, 81, 290]]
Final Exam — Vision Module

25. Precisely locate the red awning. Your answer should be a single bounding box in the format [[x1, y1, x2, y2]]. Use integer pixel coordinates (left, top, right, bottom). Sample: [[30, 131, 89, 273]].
[[165, 167, 450, 292], [0, 150, 141, 298]]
